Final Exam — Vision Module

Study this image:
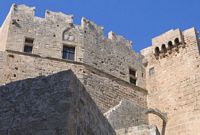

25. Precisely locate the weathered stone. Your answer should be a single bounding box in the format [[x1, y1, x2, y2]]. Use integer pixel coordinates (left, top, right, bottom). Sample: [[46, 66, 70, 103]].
[[1, 3, 200, 135], [141, 28, 200, 134], [105, 100, 148, 130], [116, 125, 160, 135], [0, 70, 116, 135]]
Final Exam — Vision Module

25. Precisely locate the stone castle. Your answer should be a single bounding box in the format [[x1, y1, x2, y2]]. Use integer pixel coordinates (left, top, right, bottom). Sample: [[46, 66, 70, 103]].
[[0, 4, 200, 135]]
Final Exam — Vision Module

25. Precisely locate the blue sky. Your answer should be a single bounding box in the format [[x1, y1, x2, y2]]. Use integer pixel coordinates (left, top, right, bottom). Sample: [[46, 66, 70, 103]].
[[0, 0, 200, 52]]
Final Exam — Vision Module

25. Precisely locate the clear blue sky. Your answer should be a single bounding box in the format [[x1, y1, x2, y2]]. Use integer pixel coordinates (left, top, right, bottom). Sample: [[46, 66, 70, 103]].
[[0, 0, 200, 52]]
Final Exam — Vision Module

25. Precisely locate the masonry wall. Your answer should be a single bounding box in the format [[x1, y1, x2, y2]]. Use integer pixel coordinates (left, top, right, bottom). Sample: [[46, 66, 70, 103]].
[[83, 65, 147, 112], [0, 6, 11, 51], [141, 28, 200, 135], [5, 4, 84, 61], [0, 70, 116, 135], [104, 100, 148, 130], [0, 51, 147, 113], [1, 4, 145, 88], [82, 21, 145, 87], [0, 51, 5, 73], [116, 125, 160, 135]]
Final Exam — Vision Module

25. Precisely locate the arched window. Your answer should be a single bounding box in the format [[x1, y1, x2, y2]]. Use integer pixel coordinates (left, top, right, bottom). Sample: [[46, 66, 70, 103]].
[[63, 28, 75, 41], [161, 44, 167, 53], [168, 41, 173, 50], [174, 38, 180, 45], [155, 47, 160, 56]]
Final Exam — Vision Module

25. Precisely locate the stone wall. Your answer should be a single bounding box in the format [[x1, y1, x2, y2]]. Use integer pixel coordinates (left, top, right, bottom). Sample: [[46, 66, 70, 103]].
[[0, 70, 116, 135], [0, 50, 147, 113], [82, 21, 146, 87], [104, 100, 148, 130], [0, 4, 145, 88], [0, 51, 5, 74], [141, 28, 200, 135], [83, 65, 147, 112], [116, 125, 160, 135], [0, 5, 11, 51], [5, 4, 84, 61]]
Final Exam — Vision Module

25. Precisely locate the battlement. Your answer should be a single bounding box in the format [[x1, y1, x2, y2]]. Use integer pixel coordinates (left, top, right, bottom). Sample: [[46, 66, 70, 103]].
[[152, 29, 184, 47], [0, 3, 145, 88], [7, 4, 132, 47], [11, 4, 73, 24], [12, 4, 35, 16], [141, 28, 199, 60]]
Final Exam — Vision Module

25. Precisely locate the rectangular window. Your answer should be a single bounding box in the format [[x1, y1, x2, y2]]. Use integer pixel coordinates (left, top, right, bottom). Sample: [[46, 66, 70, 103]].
[[62, 45, 75, 60], [24, 38, 34, 53], [129, 68, 137, 85], [130, 77, 137, 85], [129, 68, 136, 76]]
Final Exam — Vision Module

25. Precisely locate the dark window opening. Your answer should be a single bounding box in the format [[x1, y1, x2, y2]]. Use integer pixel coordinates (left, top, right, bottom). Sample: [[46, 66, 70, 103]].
[[24, 38, 34, 53], [168, 41, 173, 49], [129, 68, 137, 85], [62, 46, 75, 60], [161, 44, 167, 53], [155, 47, 160, 56], [129, 68, 136, 77], [25, 38, 34, 44], [175, 38, 180, 45], [24, 46, 33, 53], [130, 77, 137, 85]]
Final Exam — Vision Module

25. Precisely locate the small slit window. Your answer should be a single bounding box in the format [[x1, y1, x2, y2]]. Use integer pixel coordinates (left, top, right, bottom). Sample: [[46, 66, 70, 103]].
[[62, 45, 75, 60], [155, 47, 160, 56], [129, 68, 137, 85], [161, 44, 167, 53], [24, 38, 34, 53], [149, 67, 155, 76]]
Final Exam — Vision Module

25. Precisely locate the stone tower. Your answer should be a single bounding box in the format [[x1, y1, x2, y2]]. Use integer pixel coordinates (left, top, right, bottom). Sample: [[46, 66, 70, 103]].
[[0, 3, 200, 135], [141, 28, 200, 134]]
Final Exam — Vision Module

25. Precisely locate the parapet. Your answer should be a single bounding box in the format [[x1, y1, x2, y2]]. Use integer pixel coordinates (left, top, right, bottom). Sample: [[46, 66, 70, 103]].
[[45, 10, 73, 24], [81, 17, 133, 48], [81, 17, 104, 35], [11, 3, 74, 24], [141, 28, 191, 59], [12, 3, 35, 16], [152, 29, 184, 48], [108, 31, 133, 48]]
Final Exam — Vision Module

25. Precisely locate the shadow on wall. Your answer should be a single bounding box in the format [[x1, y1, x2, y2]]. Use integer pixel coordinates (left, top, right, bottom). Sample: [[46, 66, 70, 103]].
[[0, 70, 116, 135]]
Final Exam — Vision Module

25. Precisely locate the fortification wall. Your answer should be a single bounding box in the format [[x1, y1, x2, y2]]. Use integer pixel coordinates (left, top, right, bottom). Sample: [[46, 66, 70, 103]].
[[82, 23, 146, 87], [141, 28, 200, 135], [5, 4, 84, 61], [0, 51, 147, 113], [104, 100, 148, 130], [83, 66, 147, 112], [116, 125, 160, 135], [1, 4, 145, 88], [0, 70, 116, 135], [0, 51, 5, 74], [0, 6, 12, 51]]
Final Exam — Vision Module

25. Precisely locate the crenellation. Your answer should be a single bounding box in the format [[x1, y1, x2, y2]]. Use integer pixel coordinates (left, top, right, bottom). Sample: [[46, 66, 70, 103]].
[[152, 29, 184, 47], [0, 3, 200, 135], [12, 3, 35, 17], [81, 17, 104, 36], [0, 4, 144, 86], [142, 26, 200, 134], [45, 10, 74, 24]]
